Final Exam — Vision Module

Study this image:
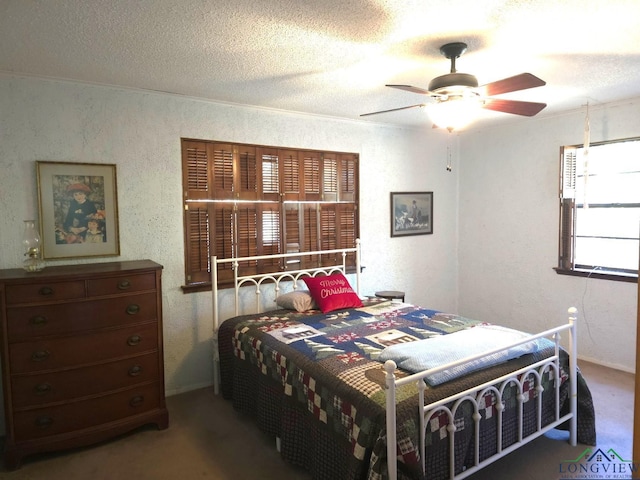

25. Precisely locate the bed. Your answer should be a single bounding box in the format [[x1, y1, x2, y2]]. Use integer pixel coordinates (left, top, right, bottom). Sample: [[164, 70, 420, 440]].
[[211, 241, 596, 480]]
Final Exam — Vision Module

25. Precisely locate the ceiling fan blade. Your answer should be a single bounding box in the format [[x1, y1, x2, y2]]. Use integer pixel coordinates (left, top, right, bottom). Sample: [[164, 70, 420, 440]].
[[360, 104, 426, 117], [386, 84, 432, 95], [479, 73, 546, 96], [482, 98, 547, 116]]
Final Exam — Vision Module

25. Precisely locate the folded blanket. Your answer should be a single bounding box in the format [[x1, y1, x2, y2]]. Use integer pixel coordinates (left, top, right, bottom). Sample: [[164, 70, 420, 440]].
[[379, 324, 553, 386]]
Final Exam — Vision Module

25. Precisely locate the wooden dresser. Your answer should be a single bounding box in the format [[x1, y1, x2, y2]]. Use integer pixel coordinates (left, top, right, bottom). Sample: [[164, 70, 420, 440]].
[[0, 260, 169, 468]]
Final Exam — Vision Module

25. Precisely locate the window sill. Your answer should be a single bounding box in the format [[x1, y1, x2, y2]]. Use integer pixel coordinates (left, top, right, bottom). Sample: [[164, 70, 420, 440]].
[[554, 267, 638, 283], [181, 281, 237, 293]]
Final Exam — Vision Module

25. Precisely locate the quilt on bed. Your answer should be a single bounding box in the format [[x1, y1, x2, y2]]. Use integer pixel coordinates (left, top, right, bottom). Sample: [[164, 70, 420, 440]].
[[218, 299, 596, 480]]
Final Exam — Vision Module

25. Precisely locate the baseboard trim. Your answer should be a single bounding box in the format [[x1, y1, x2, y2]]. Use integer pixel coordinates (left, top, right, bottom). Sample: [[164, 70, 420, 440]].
[[165, 381, 212, 397], [578, 354, 635, 374]]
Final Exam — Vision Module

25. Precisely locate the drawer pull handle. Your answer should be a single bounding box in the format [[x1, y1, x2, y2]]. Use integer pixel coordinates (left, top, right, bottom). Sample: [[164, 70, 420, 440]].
[[118, 280, 132, 290], [34, 383, 52, 395], [127, 335, 142, 346], [31, 350, 50, 362], [126, 304, 140, 315], [129, 395, 144, 407], [35, 416, 53, 429], [128, 365, 143, 376], [30, 316, 48, 326], [39, 287, 54, 296]]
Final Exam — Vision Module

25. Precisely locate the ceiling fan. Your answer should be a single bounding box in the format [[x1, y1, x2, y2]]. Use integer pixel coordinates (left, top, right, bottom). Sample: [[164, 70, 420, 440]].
[[361, 42, 547, 131]]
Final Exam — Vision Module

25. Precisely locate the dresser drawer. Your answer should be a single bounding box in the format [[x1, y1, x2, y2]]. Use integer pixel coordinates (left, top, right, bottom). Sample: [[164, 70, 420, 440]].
[[5, 281, 86, 305], [6, 292, 158, 341], [11, 352, 160, 408], [9, 322, 159, 374], [13, 382, 162, 441], [87, 272, 156, 297]]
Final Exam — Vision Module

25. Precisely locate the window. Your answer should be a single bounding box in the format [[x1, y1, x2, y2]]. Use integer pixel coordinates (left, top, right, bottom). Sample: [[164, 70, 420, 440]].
[[181, 139, 359, 291], [558, 137, 640, 281]]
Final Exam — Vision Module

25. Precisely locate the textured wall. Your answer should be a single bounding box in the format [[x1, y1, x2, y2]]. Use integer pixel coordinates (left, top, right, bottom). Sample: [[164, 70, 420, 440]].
[[458, 100, 640, 372], [0, 74, 457, 434]]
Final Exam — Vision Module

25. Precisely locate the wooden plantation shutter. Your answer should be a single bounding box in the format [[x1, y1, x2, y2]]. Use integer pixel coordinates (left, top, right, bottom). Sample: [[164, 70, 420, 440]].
[[181, 139, 359, 289], [183, 141, 211, 200], [339, 203, 358, 267], [284, 204, 301, 254], [559, 198, 575, 270], [212, 143, 234, 199], [259, 204, 282, 271], [320, 204, 338, 265], [302, 151, 321, 201], [235, 203, 282, 274], [303, 205, 320, 255], [318, 203, 357, 267], [322, 153, 338, 201], [339, 154, 358, 202], [236, 204, 258, 273], [236, 145, 258, 200], [211, 204, 235, 283], [281, 149, 300, 201], [285, 204, 321, 269], [184, 203, 211, 284], [182, 141, 213, 284], [559, 147, 577, 270], [259, 147, 280, 201], [303, 205, 320, 269]]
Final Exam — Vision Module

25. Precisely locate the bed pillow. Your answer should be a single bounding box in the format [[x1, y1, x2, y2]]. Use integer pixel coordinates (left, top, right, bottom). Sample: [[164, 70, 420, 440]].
[[275, 290, 317, 312], [302, 273, 363, 313]]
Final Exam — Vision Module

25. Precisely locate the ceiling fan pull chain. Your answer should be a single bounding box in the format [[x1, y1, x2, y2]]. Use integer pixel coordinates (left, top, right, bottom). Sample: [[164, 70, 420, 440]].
[[583, 102, 590, 209]]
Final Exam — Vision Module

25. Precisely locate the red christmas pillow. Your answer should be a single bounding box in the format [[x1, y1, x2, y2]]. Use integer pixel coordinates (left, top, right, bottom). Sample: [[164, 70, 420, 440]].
[[302, 273, 363, 313]]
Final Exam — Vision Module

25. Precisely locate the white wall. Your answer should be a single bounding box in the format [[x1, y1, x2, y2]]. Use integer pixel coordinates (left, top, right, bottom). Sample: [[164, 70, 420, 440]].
[[458, 100, 640, 372], [0, 74, 458, 434]]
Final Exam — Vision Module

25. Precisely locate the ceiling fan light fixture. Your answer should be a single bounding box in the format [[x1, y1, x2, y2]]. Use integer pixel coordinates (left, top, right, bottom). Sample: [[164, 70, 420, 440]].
[[361, 42, 546, 123], [428, 72, 478, 93], [428, 96, 482, 132]]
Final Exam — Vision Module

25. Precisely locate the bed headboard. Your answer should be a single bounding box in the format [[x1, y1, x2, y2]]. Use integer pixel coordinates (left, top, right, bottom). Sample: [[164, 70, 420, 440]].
[[211, 239, 362, 333]]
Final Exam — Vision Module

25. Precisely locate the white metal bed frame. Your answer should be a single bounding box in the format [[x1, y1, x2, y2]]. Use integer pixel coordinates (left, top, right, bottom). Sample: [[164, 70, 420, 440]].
[[211, 240, 578, 480], [211, 240, 362, 395]]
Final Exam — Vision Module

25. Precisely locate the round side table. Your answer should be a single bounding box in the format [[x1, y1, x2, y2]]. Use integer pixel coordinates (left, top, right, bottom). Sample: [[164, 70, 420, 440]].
[[374, 290, 405, 302]]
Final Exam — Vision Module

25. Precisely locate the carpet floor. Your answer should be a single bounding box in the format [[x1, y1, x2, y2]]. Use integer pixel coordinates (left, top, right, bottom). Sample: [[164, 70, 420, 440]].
[[0, 361, 633, 480]]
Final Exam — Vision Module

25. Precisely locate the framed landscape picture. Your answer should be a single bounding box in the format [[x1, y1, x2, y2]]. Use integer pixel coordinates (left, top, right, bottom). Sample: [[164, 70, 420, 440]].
[[390, 191, 433, 237], [36, 161, 120, 259]]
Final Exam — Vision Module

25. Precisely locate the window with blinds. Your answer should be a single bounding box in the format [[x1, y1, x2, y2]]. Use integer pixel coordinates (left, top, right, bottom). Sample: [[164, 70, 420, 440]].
[[558, 137, 640, 281], [181, 139, 360, 290]]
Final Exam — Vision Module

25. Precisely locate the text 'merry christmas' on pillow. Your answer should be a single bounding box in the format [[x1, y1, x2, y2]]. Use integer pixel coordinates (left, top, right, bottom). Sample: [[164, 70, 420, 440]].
[[302, 273, 363, 313]]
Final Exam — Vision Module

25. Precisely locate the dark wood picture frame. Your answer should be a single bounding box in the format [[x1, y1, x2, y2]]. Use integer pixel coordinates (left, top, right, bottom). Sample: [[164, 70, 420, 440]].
[[390, 191, 433, 237]]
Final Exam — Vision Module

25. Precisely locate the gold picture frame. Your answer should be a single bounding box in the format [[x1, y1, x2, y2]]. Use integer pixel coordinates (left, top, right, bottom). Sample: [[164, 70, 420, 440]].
[[36, 161, 120, 259]]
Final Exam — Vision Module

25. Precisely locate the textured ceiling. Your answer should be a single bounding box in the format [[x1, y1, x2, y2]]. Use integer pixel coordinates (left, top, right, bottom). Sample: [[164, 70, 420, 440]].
[[2, 0, 640, 129]]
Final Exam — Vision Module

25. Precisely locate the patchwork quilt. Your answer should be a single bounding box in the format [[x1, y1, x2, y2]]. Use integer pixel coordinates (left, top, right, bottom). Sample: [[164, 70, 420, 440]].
[[218, 299, 596, 480]]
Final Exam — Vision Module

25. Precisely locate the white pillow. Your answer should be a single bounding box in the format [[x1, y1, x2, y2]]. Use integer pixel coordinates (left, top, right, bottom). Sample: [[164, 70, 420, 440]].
[[275, 290, 317, 312]]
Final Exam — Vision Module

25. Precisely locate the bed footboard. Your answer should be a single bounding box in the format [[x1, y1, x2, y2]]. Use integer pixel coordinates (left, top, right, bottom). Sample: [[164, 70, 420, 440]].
[[384, 307, 578, 480]]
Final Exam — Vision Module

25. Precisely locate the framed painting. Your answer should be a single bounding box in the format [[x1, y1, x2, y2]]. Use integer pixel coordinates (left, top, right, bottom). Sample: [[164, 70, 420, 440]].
[[36, 161, 120, 259], [390, 191, 433, 237]]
